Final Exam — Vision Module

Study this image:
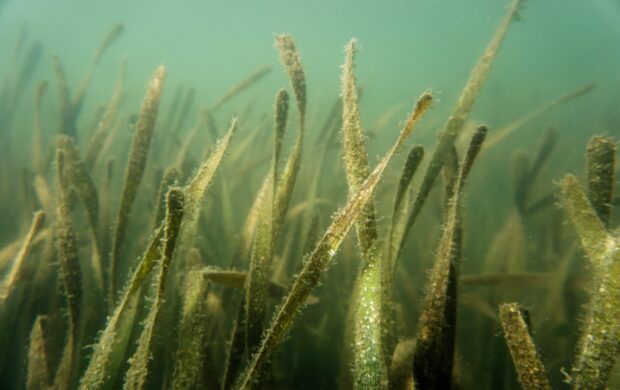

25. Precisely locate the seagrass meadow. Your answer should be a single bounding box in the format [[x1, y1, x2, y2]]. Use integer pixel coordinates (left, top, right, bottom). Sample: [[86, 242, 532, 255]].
[[1, 0, 620, 389]]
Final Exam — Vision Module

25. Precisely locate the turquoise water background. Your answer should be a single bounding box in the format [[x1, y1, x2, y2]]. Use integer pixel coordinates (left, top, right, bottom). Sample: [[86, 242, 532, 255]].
[[1, 1, 618, 142]]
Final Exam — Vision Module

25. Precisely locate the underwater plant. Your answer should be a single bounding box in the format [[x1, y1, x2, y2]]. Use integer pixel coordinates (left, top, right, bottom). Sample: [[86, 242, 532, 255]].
[[0, 1, 616, 389]]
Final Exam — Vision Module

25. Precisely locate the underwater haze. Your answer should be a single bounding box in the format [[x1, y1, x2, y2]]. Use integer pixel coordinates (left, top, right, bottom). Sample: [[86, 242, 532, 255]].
[[1, 0, 620, 389]]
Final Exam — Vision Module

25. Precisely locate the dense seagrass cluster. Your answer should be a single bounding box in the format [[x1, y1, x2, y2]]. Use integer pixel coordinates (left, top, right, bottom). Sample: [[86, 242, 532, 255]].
[[1, 1, 618, 389]]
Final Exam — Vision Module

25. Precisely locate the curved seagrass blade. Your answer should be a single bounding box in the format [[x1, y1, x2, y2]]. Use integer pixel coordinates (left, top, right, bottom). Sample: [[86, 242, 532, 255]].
[[235, 90, 432, 389]]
